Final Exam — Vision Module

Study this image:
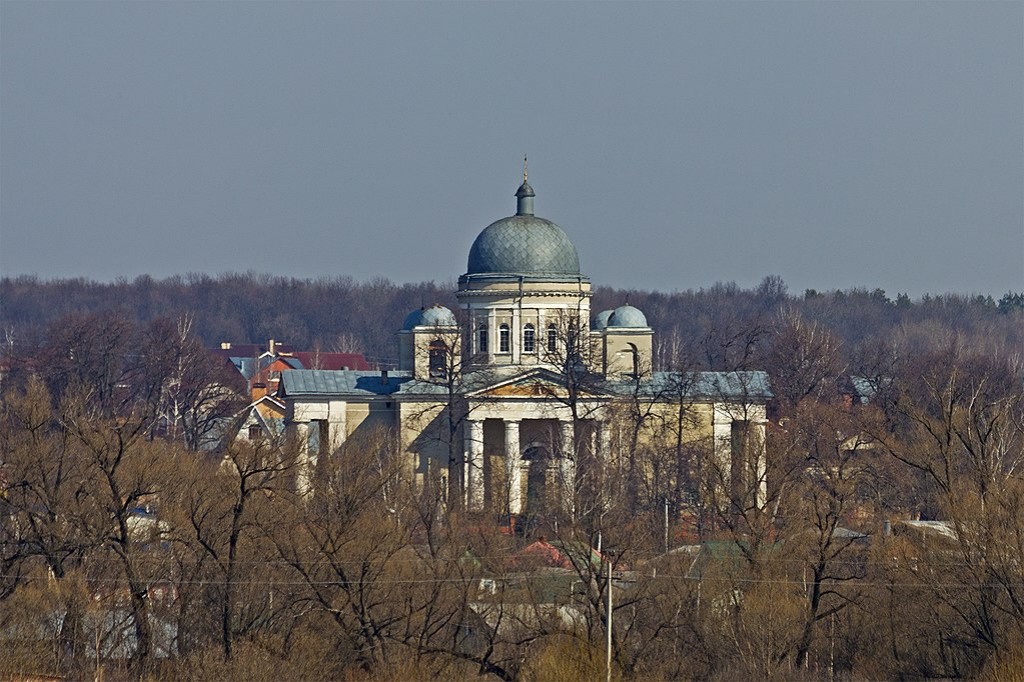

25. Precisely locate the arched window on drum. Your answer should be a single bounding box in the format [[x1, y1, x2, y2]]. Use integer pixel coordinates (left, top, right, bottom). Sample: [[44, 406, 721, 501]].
[[477, 324, 488, 354], [523, 324, 536, 353], [499, 324, 511, 353]]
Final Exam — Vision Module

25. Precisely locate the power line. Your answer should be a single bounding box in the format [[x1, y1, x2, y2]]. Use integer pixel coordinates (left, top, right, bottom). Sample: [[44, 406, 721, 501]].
[[2, 570, 1020, 590]]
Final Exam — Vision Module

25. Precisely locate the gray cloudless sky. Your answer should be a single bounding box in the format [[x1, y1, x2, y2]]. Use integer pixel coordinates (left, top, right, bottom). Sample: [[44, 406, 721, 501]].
[[1, 1, 1021, 299]]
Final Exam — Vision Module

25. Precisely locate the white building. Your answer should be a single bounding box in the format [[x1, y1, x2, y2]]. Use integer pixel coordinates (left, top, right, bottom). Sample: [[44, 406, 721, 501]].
[[279, 176, 770, 514]]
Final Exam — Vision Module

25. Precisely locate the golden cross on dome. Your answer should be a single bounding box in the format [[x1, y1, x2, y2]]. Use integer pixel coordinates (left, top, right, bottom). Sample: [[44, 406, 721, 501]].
[[523, 155, 528, 183]]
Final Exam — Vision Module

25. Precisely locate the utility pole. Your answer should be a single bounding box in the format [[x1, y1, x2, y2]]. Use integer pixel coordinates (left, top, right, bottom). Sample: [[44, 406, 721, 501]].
[[606, 550, 614, 682], [663, 495, 669, 554]]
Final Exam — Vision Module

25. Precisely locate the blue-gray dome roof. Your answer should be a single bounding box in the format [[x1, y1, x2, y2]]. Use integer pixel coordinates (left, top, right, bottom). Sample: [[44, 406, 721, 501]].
[[594, 309, 614, 330], [403, 304, 456, 330], [607, 305, 648, 328], [465, 180, 580, 276], [467, 216, 580, 275]]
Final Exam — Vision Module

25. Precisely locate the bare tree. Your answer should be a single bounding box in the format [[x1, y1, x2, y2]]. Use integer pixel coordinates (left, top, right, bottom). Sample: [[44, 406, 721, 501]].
[[164, 438, 296, 660], [782, 400, 871, 668], [58, 377, 174, 673], [400, 316, 482, 513], [867, 342, 1024, 672], [0, 377, 105, 673], [763, 308, 845, 414], [527, 310, 607, 524]]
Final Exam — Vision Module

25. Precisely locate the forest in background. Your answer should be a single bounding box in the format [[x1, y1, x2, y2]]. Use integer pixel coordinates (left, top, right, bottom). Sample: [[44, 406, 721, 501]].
[[2, 273, 1021, 371]]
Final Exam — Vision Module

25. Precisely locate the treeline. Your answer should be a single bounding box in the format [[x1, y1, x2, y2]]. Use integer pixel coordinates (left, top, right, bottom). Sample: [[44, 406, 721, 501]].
[[2, 273, 1021, 370], [0, 274, 457, 368]]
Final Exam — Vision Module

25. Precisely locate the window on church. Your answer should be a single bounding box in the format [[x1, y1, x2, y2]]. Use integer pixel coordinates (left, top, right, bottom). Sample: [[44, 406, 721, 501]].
[[429, 339, 447, 379], [499, 324, 510, 353], [547, 323, 557, 353], [478, 325, 488, 353], [523, 324, 535, 353], [624, 343, 639, 377]]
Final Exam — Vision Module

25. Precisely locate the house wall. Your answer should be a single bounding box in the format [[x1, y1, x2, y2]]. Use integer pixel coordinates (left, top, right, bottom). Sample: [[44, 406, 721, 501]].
[[397, 399, 459, 486]]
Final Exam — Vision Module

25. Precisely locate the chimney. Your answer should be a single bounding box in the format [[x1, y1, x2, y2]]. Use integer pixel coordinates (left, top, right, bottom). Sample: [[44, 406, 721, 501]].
[[883, 519, 892, 537], [220, 342, 231, 350], [268, 339, 276, 355]]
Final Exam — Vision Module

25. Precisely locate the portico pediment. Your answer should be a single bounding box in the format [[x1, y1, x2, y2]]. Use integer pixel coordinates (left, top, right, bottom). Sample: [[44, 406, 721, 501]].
[[465, 368, 607, 401]]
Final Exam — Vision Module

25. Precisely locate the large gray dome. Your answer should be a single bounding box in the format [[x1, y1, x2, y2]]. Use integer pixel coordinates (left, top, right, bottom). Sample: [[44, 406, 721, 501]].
[[465, 179, 581, 276], [467, 216, 580, 275]]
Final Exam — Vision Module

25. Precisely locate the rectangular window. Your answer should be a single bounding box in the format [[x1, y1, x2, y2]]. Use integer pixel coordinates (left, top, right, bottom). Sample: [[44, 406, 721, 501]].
[[499, 324, 510, 353]]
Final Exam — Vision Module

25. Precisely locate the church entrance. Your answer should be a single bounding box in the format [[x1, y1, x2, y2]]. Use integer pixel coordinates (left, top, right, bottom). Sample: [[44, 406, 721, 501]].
[[523, 444, 553, 518]]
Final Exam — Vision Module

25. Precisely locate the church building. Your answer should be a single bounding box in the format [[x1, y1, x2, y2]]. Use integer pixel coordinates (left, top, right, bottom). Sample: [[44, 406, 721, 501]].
[[279, 173, 770, 515]]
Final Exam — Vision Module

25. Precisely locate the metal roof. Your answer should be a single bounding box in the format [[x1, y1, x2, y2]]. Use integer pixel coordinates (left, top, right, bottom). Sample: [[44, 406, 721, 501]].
[[607, 304, 648, 329], [610, 371, 773, 401], [402, 304, 457, 330], [280, 368, 770, 402], [466, 182, 581, 277], [466, 214, 581, 276], [280, 370, 413, 397]]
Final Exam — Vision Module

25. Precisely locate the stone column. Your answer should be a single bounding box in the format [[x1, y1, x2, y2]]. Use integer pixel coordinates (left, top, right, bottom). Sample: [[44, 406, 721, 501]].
[[512, 307, 522, 364], [559, 421, 576, 513], [597, 421, 612, 463], [487, 310, 496, 365], [465, 419, 485, 512], [327, 400, 347, 453], [504, 420, 522, 515], [711, 404, 733, 488], [752, 420, 768, 509], [596, 420, 613, 502], [290, 421, 313, 497]]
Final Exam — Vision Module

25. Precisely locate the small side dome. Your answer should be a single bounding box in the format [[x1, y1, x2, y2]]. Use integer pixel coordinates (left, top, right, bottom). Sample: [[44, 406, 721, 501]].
[[607, 305, 648, 328], [403, 304, 457, 330], [593, 309, 614, 330]]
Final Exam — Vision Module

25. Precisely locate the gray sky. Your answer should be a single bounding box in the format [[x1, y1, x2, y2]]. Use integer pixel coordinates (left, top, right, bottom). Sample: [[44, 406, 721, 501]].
[[2, 1, 1021, 299]]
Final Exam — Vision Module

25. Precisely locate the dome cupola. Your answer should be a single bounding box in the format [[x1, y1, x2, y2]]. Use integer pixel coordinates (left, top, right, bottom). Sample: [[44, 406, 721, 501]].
[[465, 169, 581, 277], [402, 304, 457, 330], [515, 178, 535, 216], [594, 309, 614, 330], [607, 304, 648, 328]]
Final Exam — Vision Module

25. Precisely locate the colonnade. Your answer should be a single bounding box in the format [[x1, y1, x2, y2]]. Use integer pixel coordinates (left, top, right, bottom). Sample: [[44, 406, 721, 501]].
[[284, 404, 767, 512], [462, 417, 613, 514]]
